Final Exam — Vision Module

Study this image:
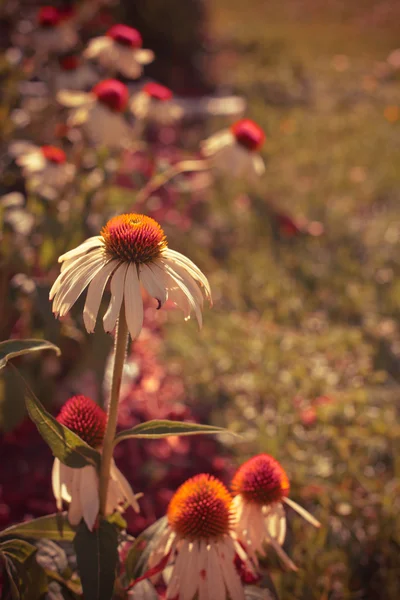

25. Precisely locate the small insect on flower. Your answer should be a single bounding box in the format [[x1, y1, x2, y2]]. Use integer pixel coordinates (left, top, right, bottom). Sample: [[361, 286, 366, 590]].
[[9, 142, 75, 198], [33, 6, 78, 55], [147, 474, 254, 600], [201, 119, 266, 182], [52, 395, 139, 531], [57, 79, 132, 148], [231, 454, 320, 571], [54, 54, 98, 91], [50, 213, 211, 340], [84, 24, 154, 79], [130, 82, 183, 125]]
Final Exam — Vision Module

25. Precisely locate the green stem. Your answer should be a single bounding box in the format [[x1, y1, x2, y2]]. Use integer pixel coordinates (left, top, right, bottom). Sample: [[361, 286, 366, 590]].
[[99, 304, 128, 516]]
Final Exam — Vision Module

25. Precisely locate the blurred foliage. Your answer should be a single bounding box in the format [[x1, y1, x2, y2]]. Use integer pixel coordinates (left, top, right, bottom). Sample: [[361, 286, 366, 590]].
[[150, 1, 400, 598]]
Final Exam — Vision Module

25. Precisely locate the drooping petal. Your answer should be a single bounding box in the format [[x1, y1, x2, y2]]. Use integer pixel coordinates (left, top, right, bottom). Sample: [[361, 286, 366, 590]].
[[207, 543, 226, 600], [283, 496, 321, 528], [51, 249, 104, 301], [59, 462, 73, 502], [197, 540, 209, 600], [83, 259, 118, 332], [134, 49, 155, 65], [58, 236, 104, 264], [201, 130, 234, 155], [54, 255, 106, 317], [79, 465, 99, 531], [103, 263, 128, 332], [162, 263, 202, 327], [57, 90, 94, 108], [84, 36, 112, 58], [161, 249, 211, 301], [179, 541, 199, 600], [217, 538, 245, 600], [124, 263, 143, 340], [51, 458, 62, 511], [110, 461, 140, 513], [68, 470, 83, 526], [139, 263, 167, 308]]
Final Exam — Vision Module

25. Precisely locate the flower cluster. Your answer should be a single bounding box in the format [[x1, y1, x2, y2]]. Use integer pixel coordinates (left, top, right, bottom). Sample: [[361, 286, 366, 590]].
[[0, 4, 322, 600]]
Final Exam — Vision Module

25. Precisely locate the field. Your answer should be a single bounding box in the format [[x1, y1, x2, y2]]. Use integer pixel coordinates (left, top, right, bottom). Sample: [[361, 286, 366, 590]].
[[1, 1, 400, 598]]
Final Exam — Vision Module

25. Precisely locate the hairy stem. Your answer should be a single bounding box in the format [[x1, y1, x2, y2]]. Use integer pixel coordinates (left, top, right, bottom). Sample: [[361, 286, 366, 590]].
[[99, 304, 128, 516]]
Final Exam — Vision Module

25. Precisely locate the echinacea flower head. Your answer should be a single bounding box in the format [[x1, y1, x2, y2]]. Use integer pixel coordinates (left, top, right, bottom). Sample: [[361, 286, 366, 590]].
[[9, 142, 75, 197], [57, 79, 132, 148], [52, 395, 139, 531], [231, 454, 320, 570], [34, 6, 78, 54], [148, 474, 253, 600], [55, 55, 98, 91], [50, 213, 211, 340], [84, 24, 154, 79], [201, 118, 265, 181], [130, 82, 183, 125]]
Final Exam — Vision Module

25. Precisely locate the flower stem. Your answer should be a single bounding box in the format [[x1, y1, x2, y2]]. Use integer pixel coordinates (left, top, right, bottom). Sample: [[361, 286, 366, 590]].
[[135, 159, 210, 204], [99, 304, 128, 517]]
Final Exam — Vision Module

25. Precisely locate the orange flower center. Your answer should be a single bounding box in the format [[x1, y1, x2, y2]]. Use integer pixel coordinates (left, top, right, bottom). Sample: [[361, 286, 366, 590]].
[[101, 213, 167, 264], [56, 395, 106, 447], [168, 474, 232, 540], [231, 454, 290, 505]]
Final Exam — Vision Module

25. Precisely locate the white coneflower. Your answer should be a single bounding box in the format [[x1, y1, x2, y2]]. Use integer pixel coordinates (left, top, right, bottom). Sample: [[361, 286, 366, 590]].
[[231, 454, 320, 571], [50, 213, 211, 340], [33, 6, 78, 55], [147, 474, 254, 600], [201, 119, 265, 181], [57, 79, 133, 148], [130, 82, 183, 125], [52, 395, 139, 531], [10, 142, 75, 196], [84, 24, 154, 79], [54, 54, 98, 91]]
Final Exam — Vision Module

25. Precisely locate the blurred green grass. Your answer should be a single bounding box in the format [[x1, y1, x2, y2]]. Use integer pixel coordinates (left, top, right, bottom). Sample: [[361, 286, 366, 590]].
[[160, 1, 400, 598]]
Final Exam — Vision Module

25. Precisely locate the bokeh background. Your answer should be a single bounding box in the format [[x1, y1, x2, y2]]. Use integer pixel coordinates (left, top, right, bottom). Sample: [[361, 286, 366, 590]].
[[1, 0, 400, 598]]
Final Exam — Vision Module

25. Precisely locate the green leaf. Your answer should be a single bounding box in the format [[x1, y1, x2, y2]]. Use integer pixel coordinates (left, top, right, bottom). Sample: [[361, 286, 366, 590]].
[[114, 419, 233, 445], [0, 539, 37, 564], [0, 513, 75, 542], [19, 370, 100, 469], [0, 539, 48, 600], [0, 339, 61, 370], [74, 520, 119, 600], [125, 517, 168, 582], [245, 586, 279, 600]]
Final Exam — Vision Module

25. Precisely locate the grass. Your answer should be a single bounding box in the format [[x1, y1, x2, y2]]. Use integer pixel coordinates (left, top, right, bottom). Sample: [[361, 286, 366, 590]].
[[157, 1, 400, 597]]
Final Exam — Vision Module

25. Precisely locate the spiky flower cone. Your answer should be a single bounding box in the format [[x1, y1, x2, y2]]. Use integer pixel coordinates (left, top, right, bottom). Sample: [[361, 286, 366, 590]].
[[147, 474, 255, 600], [52, 395, 139, 531], [231, 454, 320, 570]]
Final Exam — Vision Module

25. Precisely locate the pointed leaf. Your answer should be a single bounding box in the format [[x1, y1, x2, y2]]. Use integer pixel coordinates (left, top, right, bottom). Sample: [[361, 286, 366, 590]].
[[125, 517, 168, 581], [0, 539, 37, 564], [245, 586, 279, 600], [17, 369, 100, 469], [0, 513, 75, 542], [0, 539, 48, 600], [74, 520, 119, 600], [0, 339, 60, 370], [114, 419, 233, 445]]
